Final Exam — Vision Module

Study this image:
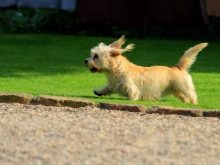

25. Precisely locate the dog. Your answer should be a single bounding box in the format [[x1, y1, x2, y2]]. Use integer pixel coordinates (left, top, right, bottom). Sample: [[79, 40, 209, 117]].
[[85, 36, 208, 104]]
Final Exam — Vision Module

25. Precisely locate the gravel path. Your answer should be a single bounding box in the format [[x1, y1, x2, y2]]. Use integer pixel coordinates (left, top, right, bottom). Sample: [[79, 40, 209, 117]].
[[0, 103, 219, 165]]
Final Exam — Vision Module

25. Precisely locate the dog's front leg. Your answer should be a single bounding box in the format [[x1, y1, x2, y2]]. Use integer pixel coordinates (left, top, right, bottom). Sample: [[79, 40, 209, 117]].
[[128, 92, 140, 101], [127, 86, 140, 101], [94, 86, 112, 96]]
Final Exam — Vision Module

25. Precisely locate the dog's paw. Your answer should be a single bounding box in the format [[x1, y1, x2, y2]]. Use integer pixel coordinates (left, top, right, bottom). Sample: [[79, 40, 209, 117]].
[[93, 90, 102, 96]]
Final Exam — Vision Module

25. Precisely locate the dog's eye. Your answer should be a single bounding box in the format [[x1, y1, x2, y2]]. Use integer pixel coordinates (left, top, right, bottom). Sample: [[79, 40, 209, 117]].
[[93, 54, 99, 59]]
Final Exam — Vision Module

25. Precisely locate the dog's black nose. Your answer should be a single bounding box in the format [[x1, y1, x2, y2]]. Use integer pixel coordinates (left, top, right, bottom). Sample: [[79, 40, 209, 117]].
[[84, 59, 88, 64]]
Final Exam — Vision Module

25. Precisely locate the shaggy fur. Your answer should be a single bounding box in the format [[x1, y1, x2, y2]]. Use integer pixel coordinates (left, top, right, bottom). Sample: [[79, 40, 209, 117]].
[[85, 36, 208, 104]]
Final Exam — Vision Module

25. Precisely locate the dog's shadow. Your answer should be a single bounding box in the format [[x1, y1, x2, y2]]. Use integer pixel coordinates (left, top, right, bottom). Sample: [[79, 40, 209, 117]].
[[79, 95, 168, 103], [80, 95, 127, 101]]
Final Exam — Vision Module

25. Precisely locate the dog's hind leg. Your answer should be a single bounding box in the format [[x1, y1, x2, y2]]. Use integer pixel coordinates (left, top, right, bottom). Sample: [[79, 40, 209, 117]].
[[173, 73, 198, 104], [175, 90, 197, 104], [185, 90, 198, 104], [175, 92, 190, 103], [94, 86, 112, 96], [183, 80, 198, 104]]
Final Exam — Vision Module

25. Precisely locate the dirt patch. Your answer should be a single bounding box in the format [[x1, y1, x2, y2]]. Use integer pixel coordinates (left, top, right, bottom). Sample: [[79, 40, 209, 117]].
[[0, 103, 219, 165]]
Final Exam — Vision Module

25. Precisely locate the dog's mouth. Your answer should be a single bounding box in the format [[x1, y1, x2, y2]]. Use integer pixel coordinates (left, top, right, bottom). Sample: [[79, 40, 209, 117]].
[[90, 67, 99, 72]]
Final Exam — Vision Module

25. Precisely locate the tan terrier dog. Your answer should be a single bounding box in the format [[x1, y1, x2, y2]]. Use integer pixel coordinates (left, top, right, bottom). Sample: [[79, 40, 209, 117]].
[[85, 36, 208, 104]]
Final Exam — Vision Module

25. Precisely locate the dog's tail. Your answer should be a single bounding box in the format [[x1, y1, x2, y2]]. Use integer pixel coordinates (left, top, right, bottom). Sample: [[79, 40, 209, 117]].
[[177, 43, 208, 70]]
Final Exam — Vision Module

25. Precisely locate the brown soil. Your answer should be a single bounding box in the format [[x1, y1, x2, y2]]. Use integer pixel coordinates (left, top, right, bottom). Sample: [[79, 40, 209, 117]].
[[0, 103, 219, 165]]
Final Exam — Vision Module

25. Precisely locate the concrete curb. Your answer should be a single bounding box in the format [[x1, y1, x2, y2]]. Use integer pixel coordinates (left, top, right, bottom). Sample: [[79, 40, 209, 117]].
[[147, 106, 203, 117], [32, 95, 94, 108], [98, 102, 147, 112], [0, 93, 33, 104], [0, 93, 219, 117]]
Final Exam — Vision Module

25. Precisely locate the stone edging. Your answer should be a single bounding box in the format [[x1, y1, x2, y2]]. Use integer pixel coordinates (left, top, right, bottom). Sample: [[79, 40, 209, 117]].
[[0, 93, 219, 117]]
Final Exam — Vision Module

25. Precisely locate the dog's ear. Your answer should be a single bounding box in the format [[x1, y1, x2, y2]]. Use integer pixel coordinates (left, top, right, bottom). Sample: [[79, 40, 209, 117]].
[[109, 35, 126, 49], [110, 44, 135, 57], [110, 49, 121, 57]]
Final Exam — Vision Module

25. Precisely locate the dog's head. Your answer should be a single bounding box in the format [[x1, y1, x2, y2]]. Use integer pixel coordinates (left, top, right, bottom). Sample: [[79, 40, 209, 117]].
[[84, 35, 134, 72]]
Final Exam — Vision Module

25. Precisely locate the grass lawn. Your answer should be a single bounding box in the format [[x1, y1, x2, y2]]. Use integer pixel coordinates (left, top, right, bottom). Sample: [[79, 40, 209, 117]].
[[0, 34, 219, 110]]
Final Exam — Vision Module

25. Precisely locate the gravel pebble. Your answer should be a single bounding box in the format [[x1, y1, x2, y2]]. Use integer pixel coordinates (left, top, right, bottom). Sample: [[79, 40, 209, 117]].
[[0, 103, 219, 165]]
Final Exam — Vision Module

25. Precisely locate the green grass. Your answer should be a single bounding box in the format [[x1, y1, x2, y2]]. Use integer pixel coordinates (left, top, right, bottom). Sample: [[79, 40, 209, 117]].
[[0, 34, 219, 110]]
